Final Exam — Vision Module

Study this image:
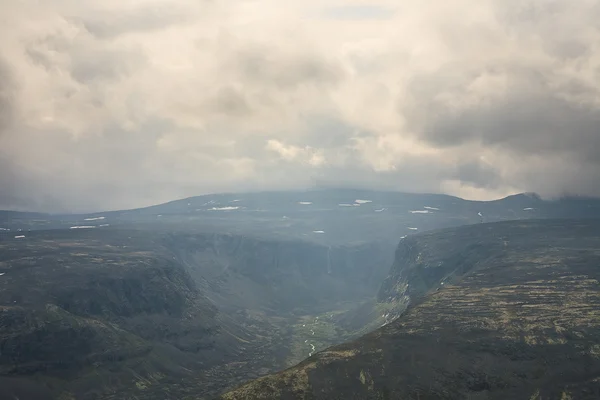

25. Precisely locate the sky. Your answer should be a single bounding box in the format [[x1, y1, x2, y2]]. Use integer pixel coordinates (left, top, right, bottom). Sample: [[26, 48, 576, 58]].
[[1, 0, 600, 212]]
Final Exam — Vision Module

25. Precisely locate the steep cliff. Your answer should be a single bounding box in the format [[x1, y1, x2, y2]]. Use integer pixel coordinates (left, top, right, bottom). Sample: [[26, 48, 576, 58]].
[[0, 227, 394, 399], [222, 220, 600, 399]]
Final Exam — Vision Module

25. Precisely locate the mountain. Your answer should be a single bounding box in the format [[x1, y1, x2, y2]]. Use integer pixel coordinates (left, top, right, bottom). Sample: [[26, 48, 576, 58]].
[[221, 219, 600, 399], [2, 190, 600, 399], [3, 190, 600, 245]]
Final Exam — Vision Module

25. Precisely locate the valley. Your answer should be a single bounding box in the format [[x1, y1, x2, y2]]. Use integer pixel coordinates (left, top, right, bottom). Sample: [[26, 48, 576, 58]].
[[1, 189, 600, 399], [222, 219, 600, 399]]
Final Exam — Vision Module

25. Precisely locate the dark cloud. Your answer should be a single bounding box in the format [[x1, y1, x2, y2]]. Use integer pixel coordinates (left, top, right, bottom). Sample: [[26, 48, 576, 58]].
[[0, 59, 15, 136], [70, 48, 147, 84], [235, 45, 343, 89], [77, 3, 194, 39], [455, 161, 503, 190]]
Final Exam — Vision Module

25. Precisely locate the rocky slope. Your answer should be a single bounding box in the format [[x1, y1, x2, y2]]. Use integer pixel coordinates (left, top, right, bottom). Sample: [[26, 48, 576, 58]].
[[221, 219, 600, 399]]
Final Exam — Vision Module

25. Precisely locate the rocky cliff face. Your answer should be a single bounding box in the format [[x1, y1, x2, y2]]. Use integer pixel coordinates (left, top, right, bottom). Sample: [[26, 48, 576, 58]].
[[164, 232, 394, 314], [222, 220, 600, 399], [376, 229, 501, 324]]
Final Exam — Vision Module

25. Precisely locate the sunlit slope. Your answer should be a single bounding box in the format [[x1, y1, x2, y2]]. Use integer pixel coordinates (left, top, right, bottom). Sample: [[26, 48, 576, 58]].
[[222, 219, 600, 400]]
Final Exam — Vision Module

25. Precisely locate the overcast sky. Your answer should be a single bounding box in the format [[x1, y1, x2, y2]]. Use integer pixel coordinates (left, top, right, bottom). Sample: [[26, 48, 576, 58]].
[[1, 0, 600, 212]]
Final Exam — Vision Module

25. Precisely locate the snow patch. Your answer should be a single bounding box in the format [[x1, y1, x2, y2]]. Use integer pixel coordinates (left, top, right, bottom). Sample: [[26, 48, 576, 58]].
[[354, 199, 372, 204], [408, 227, 418, 230], [0, 272, 4, 276], [375, 208, 386, 212], [338, 203, 353, 207], [312, 230, 325, 234], [410, 210, 430, 214], [523, 208, 535, 211], [298, 201, 313, 205], [0, 228, 9, 231], [84, 216, 105, 221], [478, 212, 483, 217], [14, 235, 25, 239], [70, 226, 96, 229], [209, 206, 239, 211], [424, 206, 440, 210], [99, 224, 110, 227]]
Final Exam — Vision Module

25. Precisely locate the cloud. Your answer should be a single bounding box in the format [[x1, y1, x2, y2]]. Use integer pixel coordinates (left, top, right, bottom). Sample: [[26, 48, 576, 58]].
[[1, 0, 600, 212]]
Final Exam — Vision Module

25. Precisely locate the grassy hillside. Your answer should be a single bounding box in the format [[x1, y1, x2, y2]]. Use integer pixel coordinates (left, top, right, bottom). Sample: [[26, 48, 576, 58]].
[[222, 219, 600, 399]]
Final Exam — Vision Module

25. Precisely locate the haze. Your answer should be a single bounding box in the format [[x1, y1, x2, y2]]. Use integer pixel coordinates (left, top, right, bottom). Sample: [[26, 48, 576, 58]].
[[1, 0, 600, 212]]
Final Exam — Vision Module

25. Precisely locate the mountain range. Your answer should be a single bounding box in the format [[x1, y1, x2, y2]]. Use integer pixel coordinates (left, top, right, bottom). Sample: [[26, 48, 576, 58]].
[[1, 189, 599, 399]]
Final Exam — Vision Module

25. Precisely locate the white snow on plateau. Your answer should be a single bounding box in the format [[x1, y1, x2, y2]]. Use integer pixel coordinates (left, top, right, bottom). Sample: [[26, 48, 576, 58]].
[[84, 216, 105, 221], [14, 235, 25, 239], [99, 224, 110, 227], [354, 199, 372, 204], [478, 212, 483, 217], [298, 201, 313, 205], [338, 203, 353, 207], [523, 208, 535, 211], [209, 206, 239, 211], [424, 206, 440, 210], [408, 227, 418, 230], [0, 273, 4, 276], [375, 208, 386, 212], [410, 210, 430, 214], [70, 226, 96, 229], [312, 230, 325, 234], [0, 228, 9, 231]]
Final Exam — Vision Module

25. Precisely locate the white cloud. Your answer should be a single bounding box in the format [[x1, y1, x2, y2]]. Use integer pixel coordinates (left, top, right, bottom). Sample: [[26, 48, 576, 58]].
[[1, 0, 600, 211]]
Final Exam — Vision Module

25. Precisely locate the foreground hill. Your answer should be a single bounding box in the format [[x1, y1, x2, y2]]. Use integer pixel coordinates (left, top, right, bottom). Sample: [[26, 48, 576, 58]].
[[0, 227, 393, 399], [222, 219, 600, 399]]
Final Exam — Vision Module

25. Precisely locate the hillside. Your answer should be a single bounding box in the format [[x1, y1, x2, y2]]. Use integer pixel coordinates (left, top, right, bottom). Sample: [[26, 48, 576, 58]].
[[3, 190, 600, 246], [2, 190, 600, 399], [0, 226, 394, 399], [222, 219, 600, 399]]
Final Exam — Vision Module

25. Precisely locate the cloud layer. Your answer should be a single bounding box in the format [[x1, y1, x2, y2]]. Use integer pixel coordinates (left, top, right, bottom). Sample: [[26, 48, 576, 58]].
[[1, 0, 600, 212]]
